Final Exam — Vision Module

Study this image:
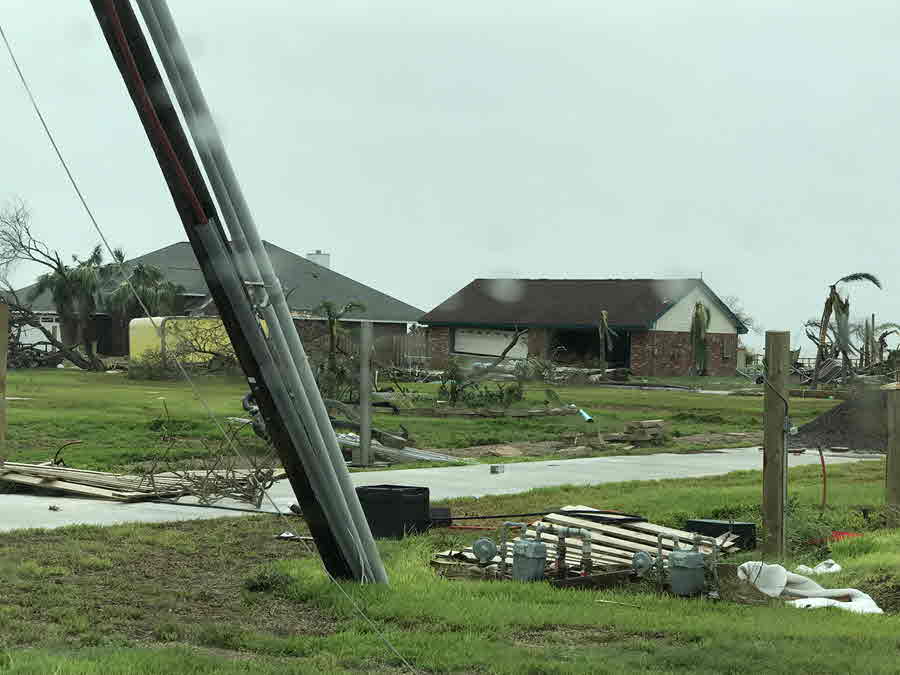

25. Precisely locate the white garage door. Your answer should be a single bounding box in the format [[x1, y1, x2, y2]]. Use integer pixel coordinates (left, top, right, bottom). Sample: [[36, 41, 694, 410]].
[[453, 328, 529, 359]]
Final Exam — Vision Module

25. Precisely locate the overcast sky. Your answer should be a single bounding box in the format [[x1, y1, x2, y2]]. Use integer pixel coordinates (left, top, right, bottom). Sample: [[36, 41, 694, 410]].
[[2, 1, 898, 353]]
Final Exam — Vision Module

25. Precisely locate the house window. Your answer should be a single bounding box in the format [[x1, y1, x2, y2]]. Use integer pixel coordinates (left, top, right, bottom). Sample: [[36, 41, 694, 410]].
[[722, 339, 733, 360]]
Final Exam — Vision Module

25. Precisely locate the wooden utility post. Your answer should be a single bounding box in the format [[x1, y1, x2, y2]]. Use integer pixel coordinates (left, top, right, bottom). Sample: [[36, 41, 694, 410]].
[[0, 303, 8, 449], [883, 384, 900, 527], [354, 321, 373, 467], [762, 331, 790, 557]]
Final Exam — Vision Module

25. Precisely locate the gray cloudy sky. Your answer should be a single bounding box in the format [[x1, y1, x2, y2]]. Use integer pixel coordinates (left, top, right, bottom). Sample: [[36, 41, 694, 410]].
[[2, 1, 898, 352]]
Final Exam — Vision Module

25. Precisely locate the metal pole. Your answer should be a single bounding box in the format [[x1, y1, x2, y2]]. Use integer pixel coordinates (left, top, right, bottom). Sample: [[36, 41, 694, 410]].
[[140, 0, 386, 583], [356, 321, 373, 466], [90, 0, 357, 578], [198, 223, 367, 576]]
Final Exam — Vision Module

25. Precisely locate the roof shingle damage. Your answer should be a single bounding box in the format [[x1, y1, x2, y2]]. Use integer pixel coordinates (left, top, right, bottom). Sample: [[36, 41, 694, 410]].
[[420, 278, 747, 333]]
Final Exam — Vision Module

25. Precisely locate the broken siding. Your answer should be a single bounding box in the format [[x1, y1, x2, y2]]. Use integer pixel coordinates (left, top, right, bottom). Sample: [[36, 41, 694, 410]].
[[651, 286, 736, 334]]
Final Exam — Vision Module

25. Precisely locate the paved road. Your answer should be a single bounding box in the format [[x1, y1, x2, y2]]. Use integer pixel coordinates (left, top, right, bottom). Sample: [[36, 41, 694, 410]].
[[0, 447, 874, 532]]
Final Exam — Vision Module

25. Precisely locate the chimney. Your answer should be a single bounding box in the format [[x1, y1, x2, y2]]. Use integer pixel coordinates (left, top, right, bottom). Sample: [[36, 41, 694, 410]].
[[307, 249, 331, 269]]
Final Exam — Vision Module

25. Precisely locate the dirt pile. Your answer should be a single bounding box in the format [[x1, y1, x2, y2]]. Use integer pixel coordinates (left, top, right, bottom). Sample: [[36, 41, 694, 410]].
[[791, 389, 886, 451]]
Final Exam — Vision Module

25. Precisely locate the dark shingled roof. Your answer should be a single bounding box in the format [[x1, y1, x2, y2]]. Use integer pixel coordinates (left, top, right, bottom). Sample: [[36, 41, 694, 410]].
[[420, 278, 746, 332], [18, 241, 424, 323]]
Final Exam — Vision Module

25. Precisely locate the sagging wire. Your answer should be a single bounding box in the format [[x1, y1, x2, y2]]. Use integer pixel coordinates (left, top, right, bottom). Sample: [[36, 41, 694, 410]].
[[2, 17, 416, 673], [0, 14, 289, 531]]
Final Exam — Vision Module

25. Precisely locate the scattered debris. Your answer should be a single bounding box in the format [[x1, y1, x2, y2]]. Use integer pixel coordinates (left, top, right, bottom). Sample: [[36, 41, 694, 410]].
[[387, 406, 579, 419], [738, 561, 883, 614], [274, 531, 315, 542], [336, 433, 465, 464], [432, 505, 741, 586], [795, 559, 841, 575], [604, 420, 669, 445], [487, 446, 522, 458], [791, 389, 886, 451], [48, 504, 60, 512], [0, 460, 283, 503]]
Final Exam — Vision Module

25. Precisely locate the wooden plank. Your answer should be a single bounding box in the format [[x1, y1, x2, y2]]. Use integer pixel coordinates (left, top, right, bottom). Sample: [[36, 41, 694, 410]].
[[0, 473, 140, 500], [562, 506, 706, 541], [523, 530, 633, 563], [541, 514, 679, 550]]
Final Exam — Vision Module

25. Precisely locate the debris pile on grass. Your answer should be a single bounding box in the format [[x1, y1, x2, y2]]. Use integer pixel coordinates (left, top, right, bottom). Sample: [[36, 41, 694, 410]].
[[791, 389, 886, 451]]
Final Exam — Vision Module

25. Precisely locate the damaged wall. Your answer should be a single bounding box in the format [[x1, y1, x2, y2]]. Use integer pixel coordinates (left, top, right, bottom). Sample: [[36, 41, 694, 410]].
[[631, 331, 737, 376]]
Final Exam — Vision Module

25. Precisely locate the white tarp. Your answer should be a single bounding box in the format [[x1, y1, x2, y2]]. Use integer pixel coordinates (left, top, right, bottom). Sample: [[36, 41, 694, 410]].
[[795, 559, 842, 575], [737, 561, 882, 614]]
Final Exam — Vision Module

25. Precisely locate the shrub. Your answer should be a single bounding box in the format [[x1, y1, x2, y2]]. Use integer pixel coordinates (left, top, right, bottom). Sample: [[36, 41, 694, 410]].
[[127, 349, 178, 380], [244, 566, 294, 593]]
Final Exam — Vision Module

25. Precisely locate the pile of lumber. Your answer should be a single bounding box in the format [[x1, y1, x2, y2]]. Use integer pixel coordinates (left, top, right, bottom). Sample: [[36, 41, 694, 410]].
[[433, 504, 741, 580], [603, 419, 668, 444], [0, 461, 273, 502]]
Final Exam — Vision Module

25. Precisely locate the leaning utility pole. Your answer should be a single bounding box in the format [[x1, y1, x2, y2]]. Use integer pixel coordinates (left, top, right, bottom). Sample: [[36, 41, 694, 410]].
[[90, 0, 386, 583]]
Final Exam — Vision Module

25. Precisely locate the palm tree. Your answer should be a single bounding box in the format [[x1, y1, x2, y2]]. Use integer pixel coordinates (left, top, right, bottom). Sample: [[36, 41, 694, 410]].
[[311, 300, 366, 398], [875, 322, 900, 364], [597, 310, 616, 368], [29, 245, 111, 355], [29, 264, 79, 347], [811, 273, 882, 387], [106, 261, 183, 318], [690, 302, 711, 375]]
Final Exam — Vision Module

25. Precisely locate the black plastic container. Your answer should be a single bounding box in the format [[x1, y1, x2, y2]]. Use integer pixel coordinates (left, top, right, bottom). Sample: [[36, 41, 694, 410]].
[[356, 485, 430, 539], [685, 519, 756, 550]]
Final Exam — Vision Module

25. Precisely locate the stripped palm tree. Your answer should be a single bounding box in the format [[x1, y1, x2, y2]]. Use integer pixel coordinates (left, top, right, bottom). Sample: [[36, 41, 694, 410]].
[[597, 310, 617, 369], [875, 323, 900, 364], [312, 300, 366, 399], [811, 273, 882, 388], [690, 301, 711, 375]]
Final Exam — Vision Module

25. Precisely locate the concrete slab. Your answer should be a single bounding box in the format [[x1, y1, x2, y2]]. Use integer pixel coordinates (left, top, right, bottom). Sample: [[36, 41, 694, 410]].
[[0, 447, 871, 533]]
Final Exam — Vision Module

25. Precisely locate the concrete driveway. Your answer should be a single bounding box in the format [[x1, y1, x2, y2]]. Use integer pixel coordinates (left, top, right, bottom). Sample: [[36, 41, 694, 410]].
[[0, 447, 873, 532]]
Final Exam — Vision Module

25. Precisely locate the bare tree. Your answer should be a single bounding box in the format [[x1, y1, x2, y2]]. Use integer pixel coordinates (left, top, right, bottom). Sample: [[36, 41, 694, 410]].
[[1, 286, 102, 370], [167, 319, 237, 371], [0, 201, 112, 370], [721, 295, 757, 334]]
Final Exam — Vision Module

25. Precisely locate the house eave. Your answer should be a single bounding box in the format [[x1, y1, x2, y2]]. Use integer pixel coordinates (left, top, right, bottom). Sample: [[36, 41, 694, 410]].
[[423, 320, 650, 331]]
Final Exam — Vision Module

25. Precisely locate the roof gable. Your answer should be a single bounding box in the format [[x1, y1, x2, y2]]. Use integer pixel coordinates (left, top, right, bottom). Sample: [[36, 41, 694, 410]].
[[16, 241, 424, 322], [421, 278, 746, 333]]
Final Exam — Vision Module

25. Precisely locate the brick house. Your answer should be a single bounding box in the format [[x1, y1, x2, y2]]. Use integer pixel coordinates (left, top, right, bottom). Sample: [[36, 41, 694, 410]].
[[420, 278, 747, 376]]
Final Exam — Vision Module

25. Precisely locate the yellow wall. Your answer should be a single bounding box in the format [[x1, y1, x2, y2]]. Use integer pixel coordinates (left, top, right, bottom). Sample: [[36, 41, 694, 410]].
[[129, 316, 259, 363]]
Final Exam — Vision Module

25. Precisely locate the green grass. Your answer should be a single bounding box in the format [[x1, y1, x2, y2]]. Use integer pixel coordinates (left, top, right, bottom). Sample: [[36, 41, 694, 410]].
[[4, 370, 262, 469], [386, 382, 835, 449], [1, 371, 839, 471], [1, 461, 899, 672]]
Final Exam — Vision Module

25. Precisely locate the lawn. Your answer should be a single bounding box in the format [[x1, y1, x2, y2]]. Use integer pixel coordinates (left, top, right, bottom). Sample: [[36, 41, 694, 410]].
[[1, 370, 839, 471], [383, 381, 836, 451], [1, 460, 898, 673]]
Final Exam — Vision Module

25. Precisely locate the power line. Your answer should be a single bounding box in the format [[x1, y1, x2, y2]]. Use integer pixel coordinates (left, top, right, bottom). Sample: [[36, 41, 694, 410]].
[[1, 18, 415, 672]]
